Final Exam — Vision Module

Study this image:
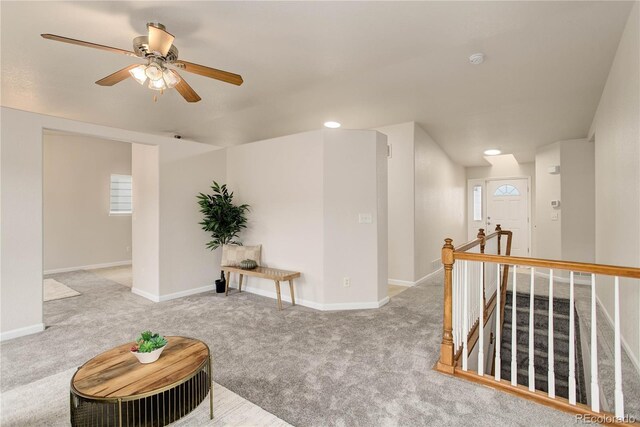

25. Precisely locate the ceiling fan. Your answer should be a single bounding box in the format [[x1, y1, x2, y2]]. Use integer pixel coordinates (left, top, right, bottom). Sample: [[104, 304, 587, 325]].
[[41, 23, 243, 103]]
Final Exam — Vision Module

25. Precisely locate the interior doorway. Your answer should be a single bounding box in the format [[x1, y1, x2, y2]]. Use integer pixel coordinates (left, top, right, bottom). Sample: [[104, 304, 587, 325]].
[[467, 177, 531, 257], [43, 130, 133, 308]]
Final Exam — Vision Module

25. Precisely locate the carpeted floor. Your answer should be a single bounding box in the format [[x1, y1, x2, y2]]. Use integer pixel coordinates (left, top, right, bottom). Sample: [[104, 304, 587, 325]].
[[86, 264, 133, 288], [0, 269, 634, 426], [1, 367, 290, 427]]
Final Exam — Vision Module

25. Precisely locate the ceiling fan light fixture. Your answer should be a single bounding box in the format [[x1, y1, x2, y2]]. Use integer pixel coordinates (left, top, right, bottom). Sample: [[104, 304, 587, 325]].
[[148, 77, 167, 91], [145, 63, 163, 81], [129, 65, 148, 85], [163, 69, 180, 88]]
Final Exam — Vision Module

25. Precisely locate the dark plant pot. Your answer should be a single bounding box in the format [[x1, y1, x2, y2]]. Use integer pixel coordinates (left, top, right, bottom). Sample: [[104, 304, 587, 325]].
[[215, 279, 226, 293]]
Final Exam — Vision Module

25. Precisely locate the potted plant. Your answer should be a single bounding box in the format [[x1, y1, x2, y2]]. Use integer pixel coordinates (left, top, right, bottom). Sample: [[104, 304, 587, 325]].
[[130, 331, 168, 364], [197, 181, 250, 293]]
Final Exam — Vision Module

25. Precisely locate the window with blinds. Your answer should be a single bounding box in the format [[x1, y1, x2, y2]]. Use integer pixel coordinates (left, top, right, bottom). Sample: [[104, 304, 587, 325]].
[[110, 174, 133, 215]]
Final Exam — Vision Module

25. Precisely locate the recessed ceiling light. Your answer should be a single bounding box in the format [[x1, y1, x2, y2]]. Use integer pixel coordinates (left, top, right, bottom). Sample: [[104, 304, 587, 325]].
[[484, 149, 501, 156], [324, 121, 341, 129], [469, 53, 485, 65]]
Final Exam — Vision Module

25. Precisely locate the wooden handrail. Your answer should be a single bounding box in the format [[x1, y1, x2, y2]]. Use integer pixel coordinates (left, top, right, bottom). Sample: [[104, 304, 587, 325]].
[[438, 225, 508, 375], [453, 252, 640, 280], [454, 230, 502, 253], [437, 226, 640, 424]]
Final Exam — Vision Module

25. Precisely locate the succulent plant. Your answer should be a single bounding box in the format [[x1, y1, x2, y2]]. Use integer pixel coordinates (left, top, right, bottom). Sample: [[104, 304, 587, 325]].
[[130, 331, 168, 353]]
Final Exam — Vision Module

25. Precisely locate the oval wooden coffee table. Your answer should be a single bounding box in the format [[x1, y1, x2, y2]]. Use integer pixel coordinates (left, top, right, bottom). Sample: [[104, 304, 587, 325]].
[[70, 336, 212, 427]]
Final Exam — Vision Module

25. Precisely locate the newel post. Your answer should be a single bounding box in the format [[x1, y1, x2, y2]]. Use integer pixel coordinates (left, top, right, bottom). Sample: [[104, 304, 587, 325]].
[[477, 228, 486, 254], [495, 224, 502, 255], [437, 238, 456, 374]]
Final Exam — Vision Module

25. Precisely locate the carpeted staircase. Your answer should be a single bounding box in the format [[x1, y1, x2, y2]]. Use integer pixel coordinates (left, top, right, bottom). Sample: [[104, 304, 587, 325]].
[[500, 291, 587, 404]]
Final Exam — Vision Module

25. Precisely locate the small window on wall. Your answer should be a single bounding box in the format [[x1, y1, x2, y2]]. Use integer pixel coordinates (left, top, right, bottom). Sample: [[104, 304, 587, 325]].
[[494, 184, 520, 197], [473, 185, 482, 221], [110, 174, 132, 215]]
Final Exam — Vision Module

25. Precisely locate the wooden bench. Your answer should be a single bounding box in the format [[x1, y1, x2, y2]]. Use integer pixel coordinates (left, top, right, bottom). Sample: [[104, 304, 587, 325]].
[[221, 266, 301, 310]]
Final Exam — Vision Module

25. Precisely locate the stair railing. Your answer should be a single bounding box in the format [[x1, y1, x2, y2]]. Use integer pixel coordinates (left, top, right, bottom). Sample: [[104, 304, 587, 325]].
[[436, 228, 640, 424]]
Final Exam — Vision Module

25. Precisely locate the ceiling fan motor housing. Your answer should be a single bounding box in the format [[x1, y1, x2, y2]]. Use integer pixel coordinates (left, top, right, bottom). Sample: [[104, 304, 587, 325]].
[[133, 36, 179, 62]]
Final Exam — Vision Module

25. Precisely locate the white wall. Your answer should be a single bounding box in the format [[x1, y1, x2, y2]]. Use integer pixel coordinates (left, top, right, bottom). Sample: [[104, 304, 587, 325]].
[[226, 130, 325, 305], [589, 3, 640, 368], [131, 144, 159, 299], [376, 122, 466, 284], [43, 133, 132, 272], [158, 145, 227, 298], [560, 140, 595, 263], [374, 122, 415, 282], [1, 108, 44, 337], [414, 124, 466, 279], [535, 142, 562, 260], [532, 138, 596, 277], [323, 130, 388, 306], [226, 129, 388, 309], [0, 107, 222, 339]]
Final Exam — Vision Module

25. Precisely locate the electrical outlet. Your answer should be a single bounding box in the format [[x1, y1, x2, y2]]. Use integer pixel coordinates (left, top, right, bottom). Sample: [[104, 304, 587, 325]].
[[358, 213, 373, 224], [343, 277, 351, 287]]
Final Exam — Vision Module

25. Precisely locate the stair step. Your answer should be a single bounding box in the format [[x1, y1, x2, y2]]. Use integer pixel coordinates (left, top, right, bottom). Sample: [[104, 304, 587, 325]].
[[505, 292, 575, 315], [502, 322, 570, 340], [500, 348, 573, 379], [501, 324, 572, 356], [503, 304, 571, 321]]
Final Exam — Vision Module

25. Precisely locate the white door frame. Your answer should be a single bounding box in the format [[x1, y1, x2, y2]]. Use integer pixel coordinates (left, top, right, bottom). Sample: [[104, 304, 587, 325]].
[[467, 176, 532, 256]]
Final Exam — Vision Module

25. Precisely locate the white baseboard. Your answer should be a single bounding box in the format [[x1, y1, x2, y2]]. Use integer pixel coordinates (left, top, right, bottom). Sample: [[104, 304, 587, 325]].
[[158, 285, 214, 302], [132, 285, 215, 303], [230, 283, 390, 311], [595, 295, 640, 376], [388, 278, 415, 287], [44, 260, 132, 275], [131, 287, 160, 302], [0, 323, 45, 342], [389, 267, 443, 287]]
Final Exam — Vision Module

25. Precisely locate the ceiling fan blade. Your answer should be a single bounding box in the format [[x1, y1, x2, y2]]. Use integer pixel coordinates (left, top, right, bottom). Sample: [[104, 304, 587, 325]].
[[148, 25, 175, 57], [173, 60, 243, 86], [95, 65, 139, 86], [173, 73, 202, 103], [41, 34, 138, 58]]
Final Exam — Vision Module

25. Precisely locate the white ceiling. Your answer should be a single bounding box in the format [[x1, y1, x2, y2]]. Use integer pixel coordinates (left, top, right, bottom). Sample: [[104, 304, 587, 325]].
[[0, 1, 633, 165]]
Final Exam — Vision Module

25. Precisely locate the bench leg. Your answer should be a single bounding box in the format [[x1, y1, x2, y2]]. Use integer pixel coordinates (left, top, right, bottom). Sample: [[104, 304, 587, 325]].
[[225, 271, 231, 296], [275, 280, 282, 310], [288, 280, 296, 306], [239, 274, 244, 292]]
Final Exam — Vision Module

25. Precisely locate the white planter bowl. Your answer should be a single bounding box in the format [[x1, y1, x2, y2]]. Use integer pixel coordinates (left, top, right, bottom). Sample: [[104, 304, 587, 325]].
[[131, 345, 166, 364]]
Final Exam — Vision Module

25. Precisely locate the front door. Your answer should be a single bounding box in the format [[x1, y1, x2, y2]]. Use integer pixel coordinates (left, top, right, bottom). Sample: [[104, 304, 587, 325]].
[[486, 179, 529, 257]]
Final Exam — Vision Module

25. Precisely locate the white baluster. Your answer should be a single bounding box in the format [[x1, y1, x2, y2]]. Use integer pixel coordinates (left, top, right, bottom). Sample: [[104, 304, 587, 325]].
[[511, 265, 517, 386], [454, 262, 459, 351], [495, 263, 501, 381], [568, 271, 576, 404], [590, 273, 600, 412], [462, 261, 469, 371], [478, 262, 484, 376], [529, 267, 535, 392], [614, 276, 624, 419], [548, 269, 555, 398]]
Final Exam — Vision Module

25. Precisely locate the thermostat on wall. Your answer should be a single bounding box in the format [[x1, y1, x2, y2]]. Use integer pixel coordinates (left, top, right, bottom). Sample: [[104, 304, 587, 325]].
[[551, 200, 560, 208], [548, 165, 560, 174]]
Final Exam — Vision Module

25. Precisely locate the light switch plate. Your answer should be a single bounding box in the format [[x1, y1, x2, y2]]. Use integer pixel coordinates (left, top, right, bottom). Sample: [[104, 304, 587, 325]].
[[551, 212, 559, 221], [358, 213, 373, 224]]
